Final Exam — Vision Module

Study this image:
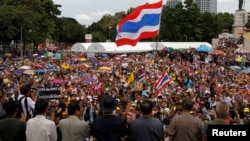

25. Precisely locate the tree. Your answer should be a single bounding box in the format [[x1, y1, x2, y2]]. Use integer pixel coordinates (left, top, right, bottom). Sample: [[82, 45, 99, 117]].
[[0, 0, 61, 55], [57, 17, 86, 43]]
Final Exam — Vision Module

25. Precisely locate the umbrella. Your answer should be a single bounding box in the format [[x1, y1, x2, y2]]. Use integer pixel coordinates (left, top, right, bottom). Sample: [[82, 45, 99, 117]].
[[53, 79, 64, 84], [229, 66, 241, 71], [235, 57, 246, 63], [54, 53, 61, 59], [239, 67, 250, 74], [45, 64, 54, 69], [195, 45, 212, 52], [34, 64, 43, 68], [81, 63, 89, 69], [83, 77, 95, 82], [45, 52, 54, 57], [36, 69, 46, 73], [20, 66, 31, 70], [79, 58, 87, 61], [209, 49, 224, 55], [49, 68, 57, 72], [14, 69, 25, 74], [161, 47, 174, 51], [99, 66, 112, 71], [61, 63, 70, 69], [23, 69, 35, 75]]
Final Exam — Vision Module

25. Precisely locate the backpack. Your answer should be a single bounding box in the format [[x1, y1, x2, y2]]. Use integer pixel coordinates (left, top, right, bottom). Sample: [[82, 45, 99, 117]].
[[16, 96, 35, 120]]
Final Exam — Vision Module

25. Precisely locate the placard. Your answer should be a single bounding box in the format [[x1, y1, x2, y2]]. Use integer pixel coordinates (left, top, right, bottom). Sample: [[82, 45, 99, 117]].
[[37, 87, 60, 99]]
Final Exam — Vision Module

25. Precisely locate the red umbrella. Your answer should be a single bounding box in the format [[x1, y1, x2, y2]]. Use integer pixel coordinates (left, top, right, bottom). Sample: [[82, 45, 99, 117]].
[[53, 79, 64, 84], [34, 64, 43, 68]]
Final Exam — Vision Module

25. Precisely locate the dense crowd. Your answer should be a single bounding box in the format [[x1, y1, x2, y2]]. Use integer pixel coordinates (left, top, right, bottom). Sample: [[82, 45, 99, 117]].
[[0, 38, 250, 141]]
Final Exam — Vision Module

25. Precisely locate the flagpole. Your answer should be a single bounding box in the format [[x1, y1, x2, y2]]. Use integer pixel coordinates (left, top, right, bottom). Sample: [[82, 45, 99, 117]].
[[155, 0, 163, 67]]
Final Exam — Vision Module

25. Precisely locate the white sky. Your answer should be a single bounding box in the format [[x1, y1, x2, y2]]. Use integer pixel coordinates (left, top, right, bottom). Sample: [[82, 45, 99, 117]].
[[52, 0, 250, 26]]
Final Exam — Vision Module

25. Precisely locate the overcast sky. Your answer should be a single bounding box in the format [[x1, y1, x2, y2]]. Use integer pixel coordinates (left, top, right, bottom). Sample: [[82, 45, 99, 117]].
[[52, 0, 250, 26]]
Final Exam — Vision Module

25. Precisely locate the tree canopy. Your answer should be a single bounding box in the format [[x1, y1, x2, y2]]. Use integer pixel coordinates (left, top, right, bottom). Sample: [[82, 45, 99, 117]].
[[0, 0, 234, 54]]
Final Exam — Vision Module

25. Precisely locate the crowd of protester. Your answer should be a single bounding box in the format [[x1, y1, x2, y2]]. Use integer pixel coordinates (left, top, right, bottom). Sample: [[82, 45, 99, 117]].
[[0, 38, 250, 141]]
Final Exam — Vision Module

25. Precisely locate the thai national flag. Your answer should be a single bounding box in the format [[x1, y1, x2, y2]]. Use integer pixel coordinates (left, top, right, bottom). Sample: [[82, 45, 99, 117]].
[[94, 81, 102, 90], [137, 73, 145, 81], [115, 0, 163, 46], [154, 73, 170, 95], [245, 85, 250, 92]]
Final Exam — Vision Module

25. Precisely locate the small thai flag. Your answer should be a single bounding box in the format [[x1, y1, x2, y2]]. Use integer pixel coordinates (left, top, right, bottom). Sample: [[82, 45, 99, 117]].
[[137, 73, 145, 81], [94, 81, 102, 90], [154, 73, 170, 95]]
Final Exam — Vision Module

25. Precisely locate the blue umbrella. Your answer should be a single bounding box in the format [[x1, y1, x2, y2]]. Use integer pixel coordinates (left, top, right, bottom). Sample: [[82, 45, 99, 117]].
[[45, 64, 54, 69], [239, 67, 250, 74], [49, 68, 57, 72], [195, 45, 212, 52], [36, 69, 46, 73]]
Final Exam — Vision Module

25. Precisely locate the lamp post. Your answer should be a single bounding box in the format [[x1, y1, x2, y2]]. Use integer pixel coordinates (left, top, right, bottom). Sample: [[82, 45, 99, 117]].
[[20, 27, 23, 59], [184, 35, 188, 42], [108, 26, 111, 42]]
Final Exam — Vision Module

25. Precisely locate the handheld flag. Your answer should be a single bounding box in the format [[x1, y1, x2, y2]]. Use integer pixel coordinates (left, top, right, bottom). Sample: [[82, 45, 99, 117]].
[[115, 0, 163, 46], [137, 73, 145, 81], [94, 81, 102, 90], [154, 72, 170, 95], [127, 73, 135, 85]]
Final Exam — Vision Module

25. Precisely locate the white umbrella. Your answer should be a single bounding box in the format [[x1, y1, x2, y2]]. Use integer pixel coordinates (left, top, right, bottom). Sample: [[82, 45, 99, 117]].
[[20, 66, 31, 70], [229, 66, 241, 70], [23, 69, 35, 75]]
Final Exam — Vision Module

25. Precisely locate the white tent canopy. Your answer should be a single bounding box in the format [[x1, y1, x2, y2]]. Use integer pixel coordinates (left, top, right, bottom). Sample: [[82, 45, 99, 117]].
[[151, 42, 212, 50], [87, 43, 115, 53], [71, 42, 212, 53], [71, 43, 91, 52]]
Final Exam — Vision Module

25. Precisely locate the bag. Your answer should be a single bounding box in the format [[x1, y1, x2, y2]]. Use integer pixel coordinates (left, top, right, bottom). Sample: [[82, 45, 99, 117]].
[[16, 96, 35, 120], [16, 96, 25, 119]]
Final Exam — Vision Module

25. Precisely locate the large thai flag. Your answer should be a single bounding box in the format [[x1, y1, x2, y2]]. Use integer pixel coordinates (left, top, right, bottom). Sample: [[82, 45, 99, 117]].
[[154, 73, 170, 95], [115, 0, 163, 46]]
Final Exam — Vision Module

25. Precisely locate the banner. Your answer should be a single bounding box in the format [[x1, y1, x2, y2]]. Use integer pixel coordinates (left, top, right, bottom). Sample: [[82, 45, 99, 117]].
[[37, 87, 60, 99]]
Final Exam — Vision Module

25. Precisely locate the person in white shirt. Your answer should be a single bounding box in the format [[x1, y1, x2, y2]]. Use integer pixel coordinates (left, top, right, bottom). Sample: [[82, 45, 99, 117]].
[[26, 99, 57, 141], [16, 84, 36, 120]]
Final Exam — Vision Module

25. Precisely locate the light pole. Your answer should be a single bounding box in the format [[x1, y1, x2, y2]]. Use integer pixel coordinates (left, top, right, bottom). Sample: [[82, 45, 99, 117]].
[[184, 35, 187, 42], [20, 27, 23, 59], [108, 26, 111, 42]]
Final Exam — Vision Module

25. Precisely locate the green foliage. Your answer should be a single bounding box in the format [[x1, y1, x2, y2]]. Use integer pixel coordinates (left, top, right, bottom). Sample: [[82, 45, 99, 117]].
[[57, 17, 86, 43], [0, 0, 235, 51]]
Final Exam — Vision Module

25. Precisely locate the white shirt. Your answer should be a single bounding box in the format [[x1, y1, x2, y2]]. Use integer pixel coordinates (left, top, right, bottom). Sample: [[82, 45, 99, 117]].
[[26, 115, 57, 141], [17, 94, 35, 118]]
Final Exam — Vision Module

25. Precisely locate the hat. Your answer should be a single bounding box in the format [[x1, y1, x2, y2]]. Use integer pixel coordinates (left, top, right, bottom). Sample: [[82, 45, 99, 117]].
[[100, 95, 118, 113], [243, 108, 249, 113]]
